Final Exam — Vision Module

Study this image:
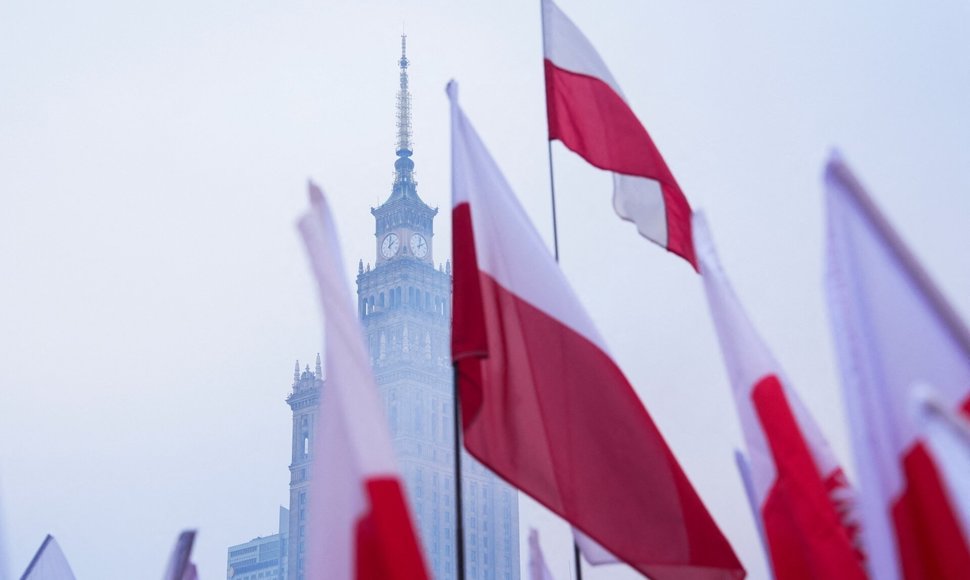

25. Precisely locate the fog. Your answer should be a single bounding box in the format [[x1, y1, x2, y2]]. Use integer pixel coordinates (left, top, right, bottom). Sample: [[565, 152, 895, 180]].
[[1, 0, 968, 578]]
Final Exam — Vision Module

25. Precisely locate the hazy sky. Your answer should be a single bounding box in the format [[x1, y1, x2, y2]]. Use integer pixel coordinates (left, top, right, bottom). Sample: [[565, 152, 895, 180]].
[[1, 1, 968, 578]]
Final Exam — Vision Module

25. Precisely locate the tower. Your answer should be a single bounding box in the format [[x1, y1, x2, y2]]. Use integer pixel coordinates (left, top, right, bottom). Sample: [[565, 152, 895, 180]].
[[285, 357, 321, 580], [354, 35, 520, 580]]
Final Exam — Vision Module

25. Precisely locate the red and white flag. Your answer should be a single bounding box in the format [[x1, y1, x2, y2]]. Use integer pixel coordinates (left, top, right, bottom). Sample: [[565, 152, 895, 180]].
[[694, 213, 866, 579], [448, 81, 744, 579], [298, 182, 429, 580], [825, 154, 970, 579], [541, 0, 696, 268]]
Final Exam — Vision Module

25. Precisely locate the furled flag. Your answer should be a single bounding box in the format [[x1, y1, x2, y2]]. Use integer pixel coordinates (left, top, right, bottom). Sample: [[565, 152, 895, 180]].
[[298, 182, 430, 580], [448, 80, 744, 580], [694, 213, 865, 579], [912, 385, 970, 540], [528, 530, 558, 580], [825, 153, 970, 579], [541, 0, 696, 268], [162, 530, 198, 580], [20, 536, 76, 580]]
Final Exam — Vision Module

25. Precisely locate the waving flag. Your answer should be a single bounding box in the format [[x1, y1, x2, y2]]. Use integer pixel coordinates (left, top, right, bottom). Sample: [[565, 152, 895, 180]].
[[298, 182, 429, 580], [694, 213, 865, 579], [825, 154, 970, 579], [449, 80, 743, 579], [541, 0, 695, 268]]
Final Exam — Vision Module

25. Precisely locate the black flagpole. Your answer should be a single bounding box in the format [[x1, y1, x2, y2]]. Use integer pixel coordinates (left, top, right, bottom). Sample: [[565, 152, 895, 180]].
[[452, 366, 467, 580], [540, 4, 582, 579]]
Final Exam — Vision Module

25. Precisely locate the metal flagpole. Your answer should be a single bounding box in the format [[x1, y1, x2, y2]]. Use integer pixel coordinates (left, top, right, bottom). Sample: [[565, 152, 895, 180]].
[[539, 3, 581, 579], [453, 367, 467, 580]]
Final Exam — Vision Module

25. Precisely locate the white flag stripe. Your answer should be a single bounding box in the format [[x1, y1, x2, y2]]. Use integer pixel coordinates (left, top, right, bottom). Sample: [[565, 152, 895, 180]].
[[20, 536, 75, 580], [572, 527, 618, 566], [448, 81, 609, 354], [693, 213, 777, 501], [734, 450, 772, 578], [527, 529, 559, 580], [299, 187, 398, 477], [541, 0, 624, 97], [612, 174, 668, 247], [914, 385, 970, 542]]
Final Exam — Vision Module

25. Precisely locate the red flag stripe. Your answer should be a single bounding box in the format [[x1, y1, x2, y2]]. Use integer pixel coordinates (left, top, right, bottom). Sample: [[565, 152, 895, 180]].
[[544, 59, 695, 267], [354, 478, 430, 580], [454, 203, 742, 577], [752, 375, 867, 579], [892, 435, 970, 580]]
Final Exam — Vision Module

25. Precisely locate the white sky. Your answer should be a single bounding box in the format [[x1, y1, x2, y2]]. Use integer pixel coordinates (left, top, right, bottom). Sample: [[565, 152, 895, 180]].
[[1, 0, 968, 578]]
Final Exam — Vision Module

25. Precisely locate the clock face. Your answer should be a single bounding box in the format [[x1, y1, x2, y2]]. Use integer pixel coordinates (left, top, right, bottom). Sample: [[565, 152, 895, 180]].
[[409, 233, 428, 258], [381, 233, 400, 258]]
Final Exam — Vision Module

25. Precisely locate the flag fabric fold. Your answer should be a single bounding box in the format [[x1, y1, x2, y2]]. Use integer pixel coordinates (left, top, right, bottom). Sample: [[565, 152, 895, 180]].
[[448, 80, 743, 580], [825, 154, 970, 579], [913, 386, 970, 541], [528, 529, 558, 580], [541, 0, 696, 268], [694, 213, 865, 580], [298, 182, 429, 580]]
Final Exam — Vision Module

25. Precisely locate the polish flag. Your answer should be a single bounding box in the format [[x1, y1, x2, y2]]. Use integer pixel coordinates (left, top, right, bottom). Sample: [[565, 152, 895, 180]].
[[541, 0, 696, 268], [825, 155, 970, 579], [298, 182, 429, 580], [448, 81, 744, 579], [694, 213, 866, 580]]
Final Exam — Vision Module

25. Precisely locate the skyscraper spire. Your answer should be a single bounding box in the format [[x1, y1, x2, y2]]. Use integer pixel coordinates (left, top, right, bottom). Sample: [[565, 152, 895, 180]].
[[397, 34, 412, 155], [390, 33, 419, 200]]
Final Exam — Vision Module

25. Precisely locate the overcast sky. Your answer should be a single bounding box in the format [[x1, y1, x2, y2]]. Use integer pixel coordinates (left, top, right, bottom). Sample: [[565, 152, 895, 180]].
[[1, 0, 968, 578]]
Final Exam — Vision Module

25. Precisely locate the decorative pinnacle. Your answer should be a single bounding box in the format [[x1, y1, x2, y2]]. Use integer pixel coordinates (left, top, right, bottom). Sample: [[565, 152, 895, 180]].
[[315, 353, 322, 378], [293, 360, 300, 383]]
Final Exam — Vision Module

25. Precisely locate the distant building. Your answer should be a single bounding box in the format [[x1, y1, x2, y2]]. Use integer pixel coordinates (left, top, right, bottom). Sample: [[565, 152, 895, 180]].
[[233, 34, 520, 580], [342, 35, 519, 580], [227, 507, 289, 580], [284, 359, 320, 580]]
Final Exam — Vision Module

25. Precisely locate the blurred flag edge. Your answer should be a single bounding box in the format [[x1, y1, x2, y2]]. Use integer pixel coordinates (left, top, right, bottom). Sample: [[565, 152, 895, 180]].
[[825, 152, 970, 579]]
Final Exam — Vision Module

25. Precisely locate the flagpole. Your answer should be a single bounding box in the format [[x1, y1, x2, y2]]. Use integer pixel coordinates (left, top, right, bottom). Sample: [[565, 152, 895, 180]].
[[539, 3, 580, 579], [452, 366, 467, 580]]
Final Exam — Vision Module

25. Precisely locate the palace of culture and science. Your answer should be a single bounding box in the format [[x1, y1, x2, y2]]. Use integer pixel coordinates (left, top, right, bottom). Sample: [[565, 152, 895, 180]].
[[226, 37, 520, 580]]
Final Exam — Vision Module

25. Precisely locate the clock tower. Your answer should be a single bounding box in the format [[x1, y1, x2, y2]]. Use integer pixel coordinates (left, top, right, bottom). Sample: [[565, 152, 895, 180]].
[[353, 36, 520, 580]]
